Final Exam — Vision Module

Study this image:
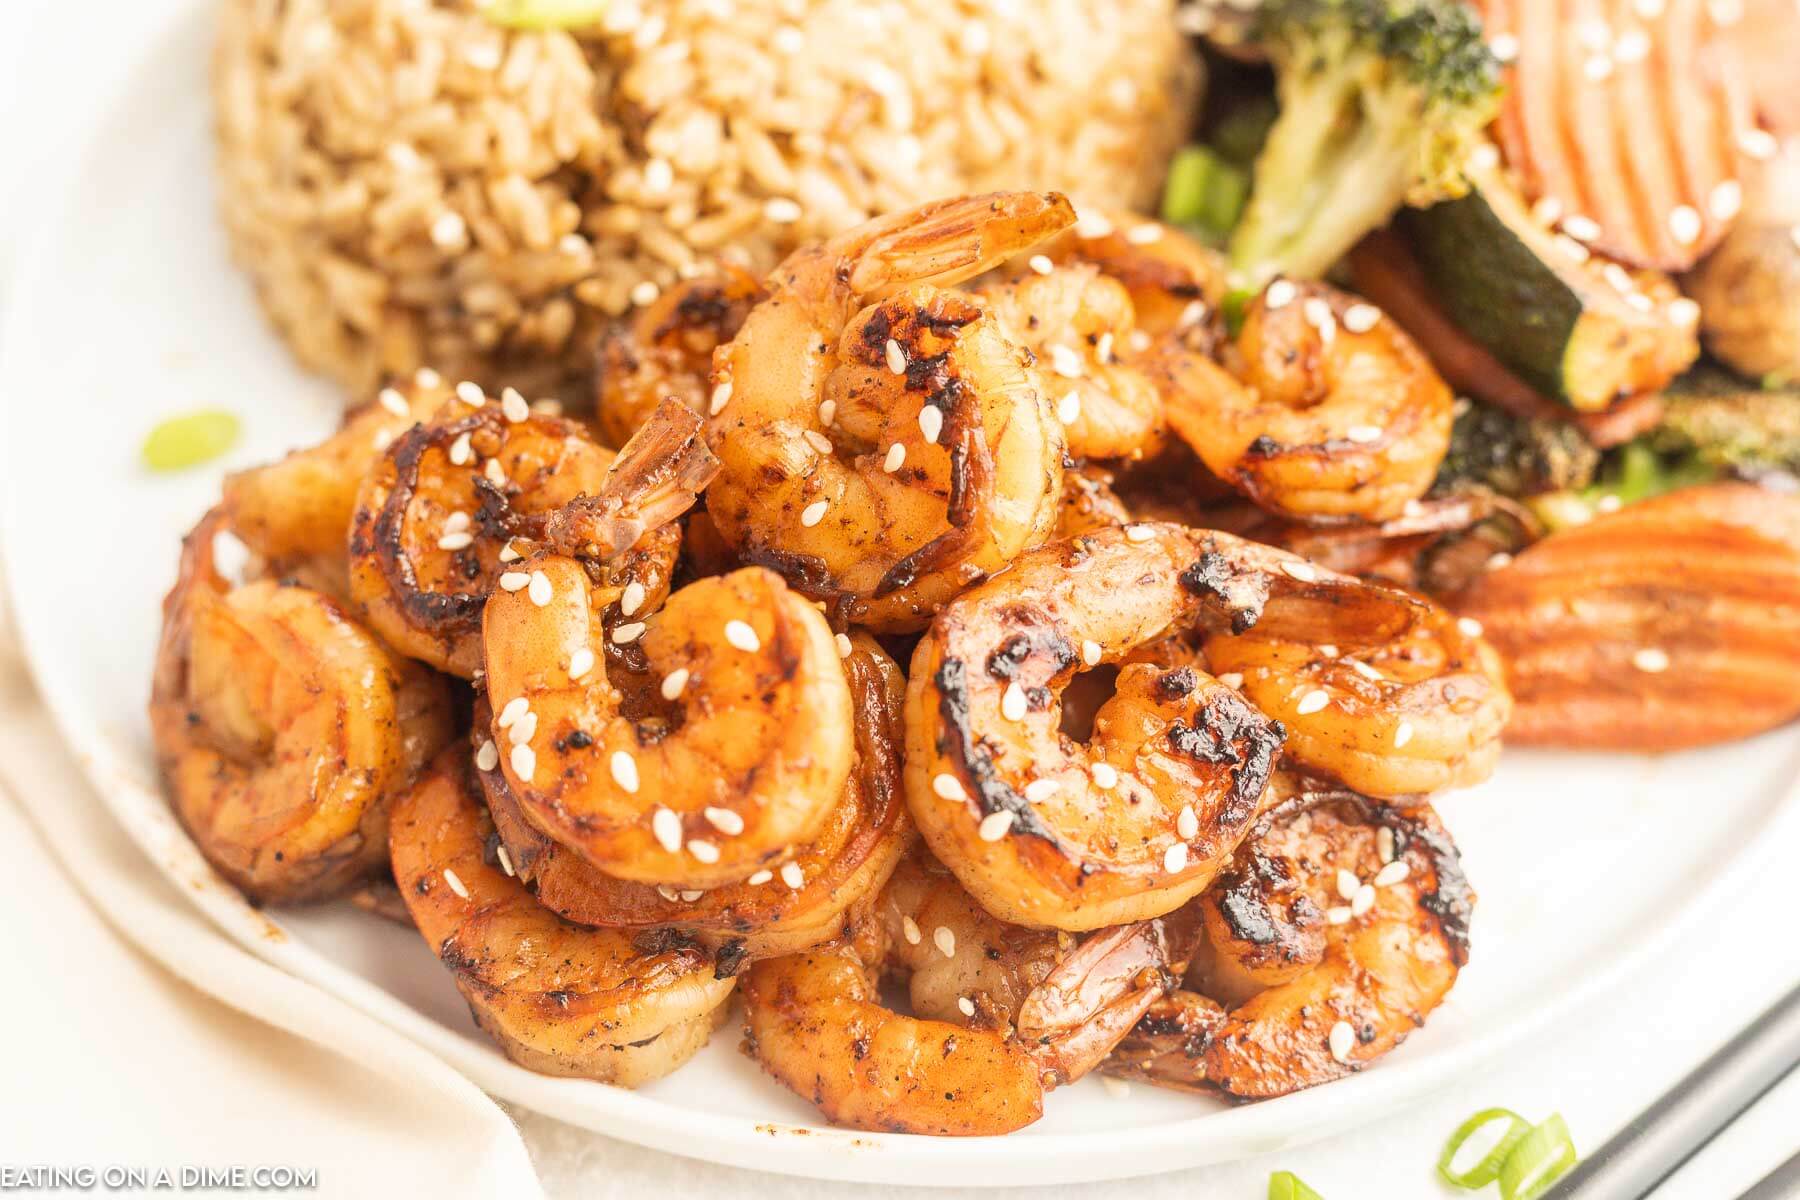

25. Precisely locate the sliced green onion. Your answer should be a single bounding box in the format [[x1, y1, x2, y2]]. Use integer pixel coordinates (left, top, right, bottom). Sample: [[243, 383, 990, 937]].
[[142, 410, 241, 472], [1221, 287, 1254, 336], [1161, 145, 1250, 240], [1267, 1169, 1325, 1200], [1438, 1108, 1532, 1189], [1499, 1114, 1577, 1200], [479, 0, 609, 30]]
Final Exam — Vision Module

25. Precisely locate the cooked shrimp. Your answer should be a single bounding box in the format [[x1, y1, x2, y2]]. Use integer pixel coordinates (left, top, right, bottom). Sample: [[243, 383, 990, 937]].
[[878, 850, 1170, 1085], [477, 632, 914, 958], [1055, 463, 1135, 538], [390, 749, 736, 1086], [150, 510, 453, 904], [482, 561, 854, 888], [1160, 279, 1455, 523], [705, 192, 1074, 631], [222, 374, 447, 589], [1107, 783, 1474, 1098], [904, 523, 1427, 931], [1032, 208, 1231, 338], [1204, 598, 1510, 799], [595, 265, 764, 447]]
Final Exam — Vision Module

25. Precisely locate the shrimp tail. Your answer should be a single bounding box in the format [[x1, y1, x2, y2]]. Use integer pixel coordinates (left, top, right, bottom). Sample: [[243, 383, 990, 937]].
[[848, 192, 1077, 301], [545, 398, 720, 561], [1016, 922, 1171, 1085], [1102, 991, 1228, 1094]]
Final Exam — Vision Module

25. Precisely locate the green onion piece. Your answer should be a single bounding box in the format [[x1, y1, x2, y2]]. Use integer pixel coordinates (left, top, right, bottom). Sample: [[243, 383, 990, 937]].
[[1201, 163, 1251, 241], [1499, 1114, 1577, 1200], [142, 411, 241, 472], [1161, 145, 1251, 241], [480, 0, 609, 30], [1267, 1170, 1325, 1200], [1221, 287, 1254, 336], [1438, 1108, 1532, 1189]]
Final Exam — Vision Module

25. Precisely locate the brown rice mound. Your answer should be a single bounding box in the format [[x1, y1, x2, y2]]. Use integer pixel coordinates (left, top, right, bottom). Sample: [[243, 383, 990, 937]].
[[213, 0, 1202, 401]]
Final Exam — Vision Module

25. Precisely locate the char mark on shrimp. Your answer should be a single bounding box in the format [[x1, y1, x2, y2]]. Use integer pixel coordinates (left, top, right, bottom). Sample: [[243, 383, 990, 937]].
[[932, 657, 1054, 841], [1165, 690, 1284, 821], [1178, 549, 1270, 635]]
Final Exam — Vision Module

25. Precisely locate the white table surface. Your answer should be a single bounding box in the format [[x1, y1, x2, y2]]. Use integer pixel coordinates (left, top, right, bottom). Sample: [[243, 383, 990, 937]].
[[1, 4, 1795, 1196]]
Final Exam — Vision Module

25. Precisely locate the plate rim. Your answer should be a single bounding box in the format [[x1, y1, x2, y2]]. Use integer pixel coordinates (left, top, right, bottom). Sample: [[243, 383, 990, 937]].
[[3, 1, 1799, 1184]]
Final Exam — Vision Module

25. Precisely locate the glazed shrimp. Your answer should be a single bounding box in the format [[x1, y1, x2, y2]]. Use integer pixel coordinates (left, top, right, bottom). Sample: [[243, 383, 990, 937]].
[[1107, 783, 1473, 1098], [1205, 598, 1511, 799], [705, 192, 1074, 631], [878, 850, 1171, 1085], [477, 632, 914, 958], [905, 523, 1427, 931], [348, 396, 708, 677], [1159, 279, 1455, 522], [482, 561, 854, 888], [390, 749, 737, 1086], [1055, 462, 1135, 538], [1032, 209, 1231, 338], [150, 511, 453, 904]]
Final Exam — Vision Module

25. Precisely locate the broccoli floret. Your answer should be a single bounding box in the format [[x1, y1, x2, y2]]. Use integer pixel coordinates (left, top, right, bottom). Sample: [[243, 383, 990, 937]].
[[1227, 0, 1502, 286], [1433, 400, 1599, 499]]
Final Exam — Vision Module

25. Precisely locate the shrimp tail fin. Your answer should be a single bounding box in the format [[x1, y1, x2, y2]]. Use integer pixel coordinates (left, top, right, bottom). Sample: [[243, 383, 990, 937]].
[[546, 398, 721, 561], [848, 192, 1077, 301], [1016, 922, 1170, 1086]]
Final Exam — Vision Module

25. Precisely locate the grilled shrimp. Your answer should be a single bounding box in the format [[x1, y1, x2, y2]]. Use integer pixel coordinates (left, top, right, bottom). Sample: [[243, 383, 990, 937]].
[[1055, 463, 1135, 538], [1161, 279, 1455, 523], [477, 632, 914, 958], [150, 510, 454, 904], [1033, 208, 1231, 338], [878, 850, 1170, 1085], [222, 374, 447, 589], [595, 266, 764, 447], [704, 192, 1074, 631], [390, 749, 736, 1086], [1107, 782, 1473, 1098], [1205, 599, 1510, 799], [481, 561, 854, 888], [904, 523, 1426, 931]]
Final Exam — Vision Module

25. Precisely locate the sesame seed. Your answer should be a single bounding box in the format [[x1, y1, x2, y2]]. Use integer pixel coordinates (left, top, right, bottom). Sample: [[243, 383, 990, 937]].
[[1633, 647, 1671, 673], [687, 839, 720, 864], [1049, 343, 1084, 379], [885, 338, 908, 375], [378, 387, 409, 417], [1395, 720, 1415, 748], [933, 773, 967, 801], [1124, 524, 1154, 543], [628, 280, 660, 308], [803, 430, 833, 456], [1303, 296, 1336, 332], [1532, 195, 1565, 226], [1264, 278, 1297, 310], [781, 861, 805, 889], [475, 739, 499, 771], [484, 457, 507, 486], [443, 511, 471, 534], [641, 156, 674, 195], [680, 889, 704, 902], [1488, 31, 1520, 61], [415, 367, 442, 389], [1096, 332, 1115, 363], [1329, 1021, 1355, 1064], [1164, 843, 1189, 874], [979, 810, 1016, 841], [1584, 54, 1614, 81], [1337, 868, 1361, 900], [1028, 254, 1054, 275], [1218, 672, 1244, 690], [448, 432, 474, 466], [1351, 884, 1376, 917], [800, 499, 829, 528], [1488, 552, 1515, 570], [818, 399, 837, 426], [437, 530, 474, 551], [1378, 826, 1397, 863], [1126, 222, 1165, 245], [883, 442, 906, 472], [747, 869, 774, 886], [918, 405, 943, 444], [527, 571, 553, 607], [1176, 805, 1198, 840], [610, 582, 644, 619], [1091, 762, 1119, 789], [1457, 616, 1485, 638], [763, 197, 803, 224], [996, 682, 1030, 724], [934, 926, 957, 957], [1555, 235, 1592, 263], [1669, 205, 1703, 246], [1326, 906, 1353, 926], [612, 622, 646, 645], [499, 387, 530, 424], [1319, 644, 1338, 659], [1597, 494, 1623, 513], [497, 698, 529, 728], [372, 429, 395, 451], [703, 807, 744, 836], [1074, 209, 1114, 239], [1128, 329, 1152, 354], [1739, 128, 1778, 160], [651, 809, 681, 853], [1179, 300, 1209, 329], [1374, 860, 1411, 888], [957, 996, 976, 1017], [835, 633, 853, 659], [656, 885, 680, 902], [496, 845, 515, 877], [661, 668, 690, 701], [430, 211, 468, 248], [1342, 304, 1381, 335], [1669, 297, 1701, 326], [443, 868, 469, 899], [455, 381, 486, 407], [709, 381, 732, 415], [508, 711, 538, 745], [1025, 778, 1060, 803], [568, 647, 595, 680], [724, 619, 760, 652], [1345, 424, 1383, 444], [1296, 689, 1330, 715], [1709, 180, 1743, 222], [1603, 262, 1636, 294], [510, 743, 536, 781], [1563, 214, 1603, 242], [902, 915, 922, 944], [1057, 390, 1082, 425], [1082, 640, 1102, 667], [1348, 658, 1383, 683], [1280, 559, 1318, 583]]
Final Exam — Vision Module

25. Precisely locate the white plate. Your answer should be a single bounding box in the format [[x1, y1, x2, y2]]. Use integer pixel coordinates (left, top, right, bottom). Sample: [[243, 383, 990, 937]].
[[4, 1, 1799, 1186]]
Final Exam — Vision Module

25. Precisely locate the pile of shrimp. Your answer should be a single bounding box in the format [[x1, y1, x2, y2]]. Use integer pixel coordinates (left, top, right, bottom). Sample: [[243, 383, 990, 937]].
[[152, 192, 1504, 1134]]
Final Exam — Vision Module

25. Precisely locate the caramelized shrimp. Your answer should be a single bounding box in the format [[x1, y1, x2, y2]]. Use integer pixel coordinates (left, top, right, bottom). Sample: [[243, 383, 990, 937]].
[[1055, 463, 1135, 538], [481, 562, 854, 888], [390, 750, 736, 1086], [1205, 600, 1510, 798], [904, 523, 1426, 931], [1160, 279, 1454, 522], [150, 511, 453, 904], [1033, 210, 1231, 338], [1108, 783, 1473, 1098], [705, 192, 1074, 631], [595, 266, 764, 447], [477, 632, 914, 958]]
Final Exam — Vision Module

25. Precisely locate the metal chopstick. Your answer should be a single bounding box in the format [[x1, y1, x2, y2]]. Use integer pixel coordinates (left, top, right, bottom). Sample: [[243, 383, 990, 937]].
[[1736, 1147, 1800, 1200], [1538, 980, 1800, 1200]]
